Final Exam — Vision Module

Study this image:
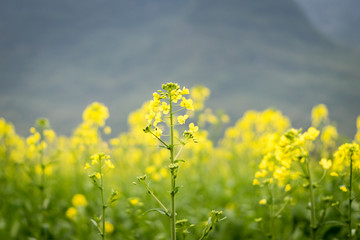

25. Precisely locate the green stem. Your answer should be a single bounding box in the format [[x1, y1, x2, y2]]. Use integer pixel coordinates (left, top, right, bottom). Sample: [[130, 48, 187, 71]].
[[100, 158, 106, 240], [306, 158, 317, 240], [266, 184, 275, 239], [39, 127, 47, 240], [169, 96, 176, 240], [348, 152, 353, 240]]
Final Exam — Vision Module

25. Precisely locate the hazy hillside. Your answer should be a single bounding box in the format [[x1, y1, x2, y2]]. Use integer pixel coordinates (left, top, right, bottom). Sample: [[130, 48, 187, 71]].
[[0, 0, 359, 138], [294, 0, 360, 50]]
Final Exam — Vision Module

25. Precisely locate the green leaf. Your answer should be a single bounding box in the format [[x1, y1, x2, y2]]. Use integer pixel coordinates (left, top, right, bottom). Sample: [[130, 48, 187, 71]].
[[322, 220, 346, 226], [90, 219, 102, 234], [144, 208, 171, 217]]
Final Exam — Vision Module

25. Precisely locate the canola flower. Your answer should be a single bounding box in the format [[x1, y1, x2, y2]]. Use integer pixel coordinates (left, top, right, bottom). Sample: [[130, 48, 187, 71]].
[[142, 83, 199, 240], [141, 83, 222, 240], [85, 153, 119, 240], [254, 127, 321, 240], [66, 207, 78, 221], [104, 221, 114, 234], [332, 142, 360, 238], [83, 102, 109, 127], [72, 194, 88, 207], [311, 104, 328, 127]]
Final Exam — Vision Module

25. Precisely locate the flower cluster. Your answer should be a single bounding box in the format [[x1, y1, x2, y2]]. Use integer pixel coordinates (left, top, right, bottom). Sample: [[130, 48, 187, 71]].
[[311, 104, 328, 127], [85, 153, 114, 184], [254, 127, 320, 187], [66, 194, 88, 221], [144, 82, 198, 142], [331, 143, 360, 175], [83, 102, 109, 127]]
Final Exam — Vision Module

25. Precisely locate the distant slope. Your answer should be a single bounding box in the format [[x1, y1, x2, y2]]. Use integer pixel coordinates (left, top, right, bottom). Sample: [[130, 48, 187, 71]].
[[294, 0, 360, 50], [0, 0, 359, 137]]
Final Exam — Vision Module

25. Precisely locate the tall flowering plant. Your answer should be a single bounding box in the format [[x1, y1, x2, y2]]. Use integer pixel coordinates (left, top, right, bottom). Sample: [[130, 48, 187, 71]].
[[139, 82, 223, 240]]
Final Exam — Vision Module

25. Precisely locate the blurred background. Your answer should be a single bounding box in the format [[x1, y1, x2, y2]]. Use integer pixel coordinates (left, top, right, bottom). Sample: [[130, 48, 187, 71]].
[[1, 0, 359, 138]]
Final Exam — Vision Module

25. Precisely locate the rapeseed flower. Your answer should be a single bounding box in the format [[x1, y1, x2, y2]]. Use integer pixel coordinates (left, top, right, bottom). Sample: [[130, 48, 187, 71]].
[[177, 115, 189, 125], [72, 194, 88, 207], [105, 221, 114, 234], [339, 185, 348, 192], [83, 102, 109, 127], [66, 207, 77, 220], [311, 104, 328, 126], [319, 158, 332, 170], [259, 199, 267, 205]]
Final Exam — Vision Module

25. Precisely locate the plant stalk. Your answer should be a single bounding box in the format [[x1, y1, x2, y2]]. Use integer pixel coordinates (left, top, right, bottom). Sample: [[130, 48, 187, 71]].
[[348, 152, 353, 240], [100, 157, 106, 240], [306, 158, 317, 240], [169, 96, 176, 240]]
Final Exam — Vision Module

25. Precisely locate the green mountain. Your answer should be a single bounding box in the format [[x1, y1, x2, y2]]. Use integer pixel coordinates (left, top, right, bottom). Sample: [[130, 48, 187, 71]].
[[0, 0, 359, 137]]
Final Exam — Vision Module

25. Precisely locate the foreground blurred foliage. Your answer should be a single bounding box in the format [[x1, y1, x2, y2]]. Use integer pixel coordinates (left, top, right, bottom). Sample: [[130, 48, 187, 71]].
[[1, 85, 360, 239]]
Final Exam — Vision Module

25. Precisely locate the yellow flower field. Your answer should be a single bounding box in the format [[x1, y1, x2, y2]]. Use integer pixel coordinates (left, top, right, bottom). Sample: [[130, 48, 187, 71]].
[[1, 83, 360, 239]]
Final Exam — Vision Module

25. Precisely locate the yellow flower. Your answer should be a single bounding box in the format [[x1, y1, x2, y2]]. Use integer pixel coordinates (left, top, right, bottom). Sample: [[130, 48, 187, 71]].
[[255, 170, 267, 178], [321, 125, 337, 144], [129, 197, 140, 206], [95, 172, 101, 179], [145, 165, 156, 174], [252, 179, 260, 186], [153, 112, 162, 127], [66, 207, 77, 220], [319, 158, 332, 170], [177, 115, 189, 125], [105, 159, 115, 169], [333, 143, 360, 173], [180, 97, 194, 110], [146, 111, 156, 124], [153, 92, 161, 101], [285, 184, 291, 192], [191, 86, 210, 111], [160, 102, 170, 114], [92, 158, 98, 165], [35, 164, 53, 176], [104, 126, 111, 135], [72, 194, 88, 207], [180, 87, 189, 95], [339, 185, 348, 192], [30, 127, 36, 134], [105, 221, 114, 234], [259, 198, 267, 205], [303, 127, 320, 141], [26, 132, 41, 145], [311, 104, 328, 126], [82, 102, 109, 127], [84, 163, 91, 169], [188, 123, 199, 134], [43, 129, 56, 143]]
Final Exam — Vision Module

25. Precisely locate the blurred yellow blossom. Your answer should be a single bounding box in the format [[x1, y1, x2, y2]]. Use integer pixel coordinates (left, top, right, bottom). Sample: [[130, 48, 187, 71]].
[[65, 207, 77, 220], [311, 104, 328, 126], [339, 185, 348, 192], [177, 115, 189, 125], [105, 221, 114, 234], [83, 102, 109, 127], [72, 194, 88, 207], [319, 158, 332, 170], [259, 198, 267, 205]]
